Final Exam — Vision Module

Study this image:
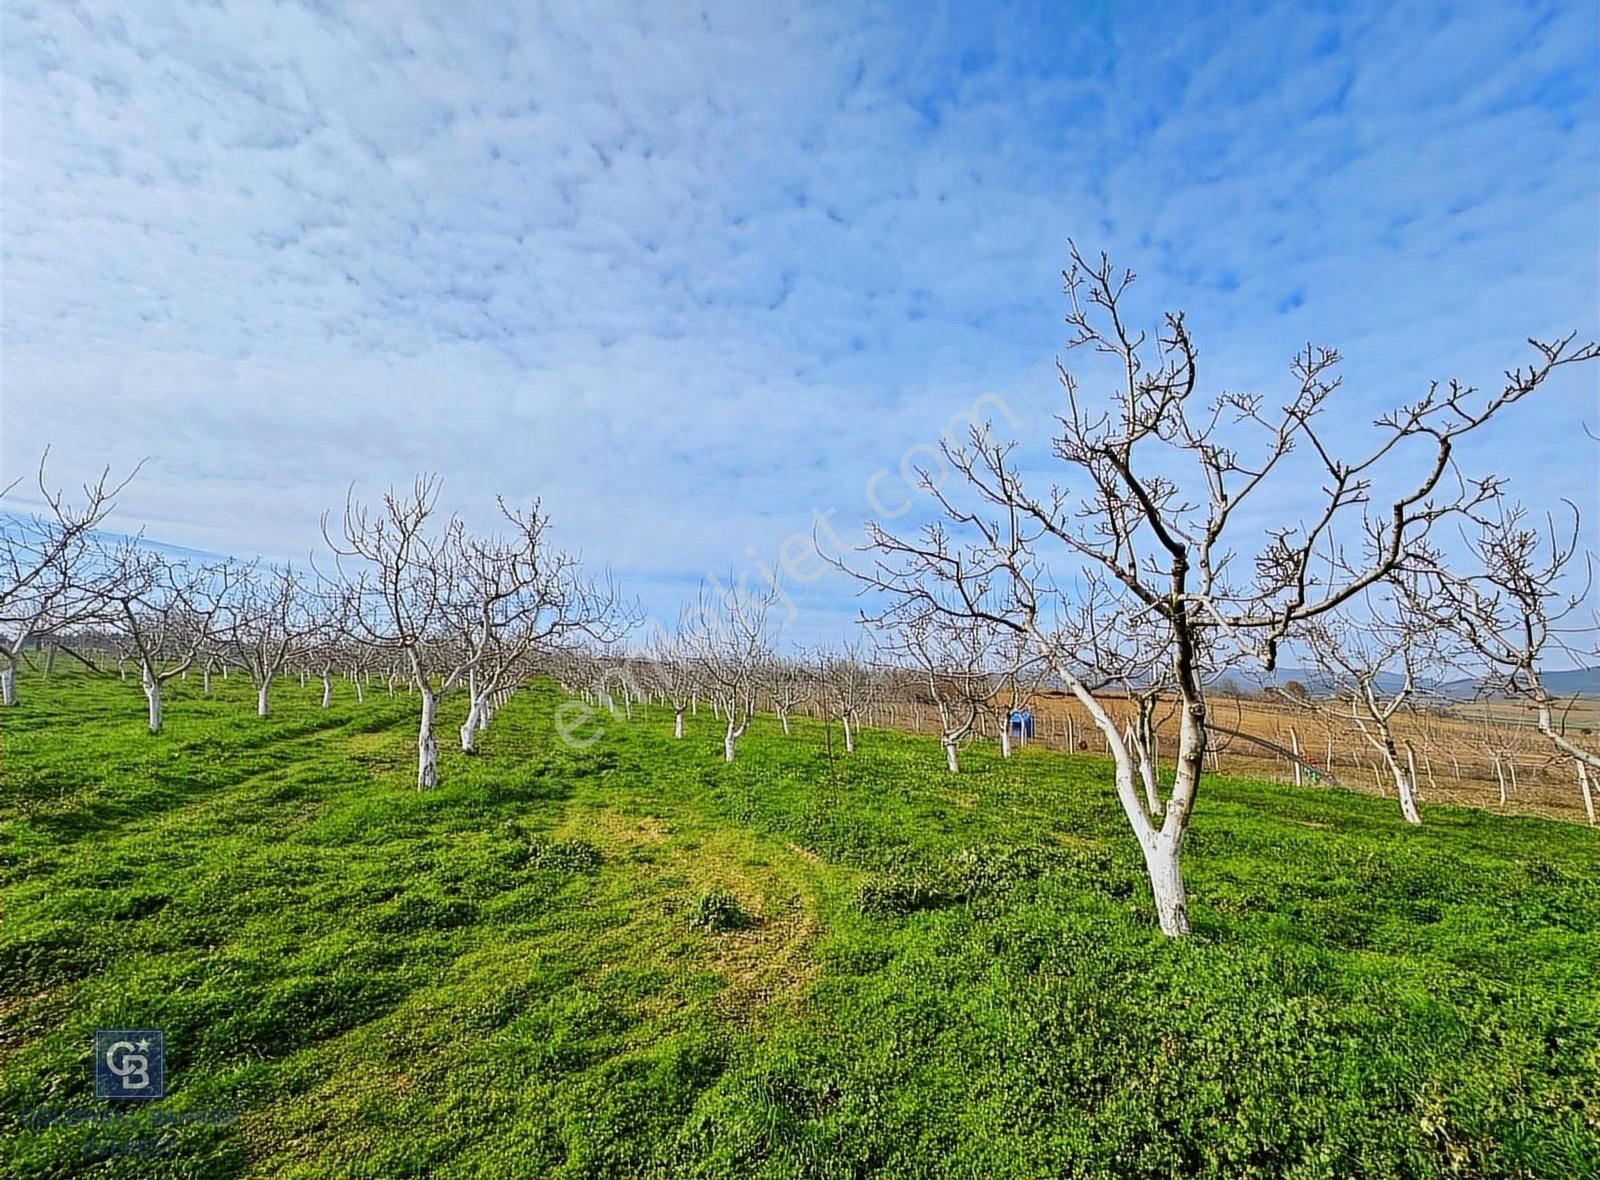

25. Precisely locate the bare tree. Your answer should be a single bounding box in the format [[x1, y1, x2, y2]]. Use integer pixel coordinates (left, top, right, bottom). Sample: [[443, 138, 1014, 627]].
[[691, 577, 779, 763], [222, 562, 323, 717], [0, 449, 140, 705], [847, 244, 1597, 935], [882, 608, 993, 773], [1424, 497, 1599, 822], [990, 630, 1047, 758], [647, 609, 701, 739], [451, 499, 627, 753], [323, 477, 468, 789], [764, 654, 809, 736], [1285, 580, 1451, 824], [816, 634, 876, 754], [98, 544, 240, 733]]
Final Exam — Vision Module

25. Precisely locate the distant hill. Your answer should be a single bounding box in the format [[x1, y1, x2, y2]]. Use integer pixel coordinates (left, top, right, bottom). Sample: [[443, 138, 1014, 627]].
[[1431, 666, 1600, 700], [1214, 665, 1600, 700]]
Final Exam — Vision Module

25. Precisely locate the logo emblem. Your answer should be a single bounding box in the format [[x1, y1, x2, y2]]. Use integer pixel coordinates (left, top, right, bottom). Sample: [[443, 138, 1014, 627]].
[[94, 1029, 165, 1100]]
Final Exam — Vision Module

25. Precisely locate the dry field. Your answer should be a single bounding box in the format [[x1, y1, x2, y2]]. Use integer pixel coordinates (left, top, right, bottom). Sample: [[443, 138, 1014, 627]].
[[863, 690, 1600, 825]]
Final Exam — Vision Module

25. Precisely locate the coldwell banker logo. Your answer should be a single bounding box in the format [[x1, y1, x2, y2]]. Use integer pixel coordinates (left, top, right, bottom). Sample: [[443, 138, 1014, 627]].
[[94, 1029, 165, 1100]]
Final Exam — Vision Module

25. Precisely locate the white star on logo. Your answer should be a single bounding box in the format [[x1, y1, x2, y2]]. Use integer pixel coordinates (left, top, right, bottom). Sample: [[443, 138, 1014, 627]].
[[136, 1039, 150, 1051]]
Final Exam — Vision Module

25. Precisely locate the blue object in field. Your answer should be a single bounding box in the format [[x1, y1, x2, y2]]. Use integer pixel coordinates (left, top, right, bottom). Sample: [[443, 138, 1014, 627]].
[[1008, 709, 1034, 740]]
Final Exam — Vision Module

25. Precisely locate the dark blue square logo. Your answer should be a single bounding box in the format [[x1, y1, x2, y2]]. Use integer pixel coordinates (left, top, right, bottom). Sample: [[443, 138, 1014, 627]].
[[94, 1030, 165, 1100]]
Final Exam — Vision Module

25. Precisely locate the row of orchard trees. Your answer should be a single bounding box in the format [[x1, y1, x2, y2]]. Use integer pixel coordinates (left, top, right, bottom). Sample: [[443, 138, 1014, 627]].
[[558, 583, 1052, 774], [0, 467, 627, 788], [4, 247, 1597, 938]]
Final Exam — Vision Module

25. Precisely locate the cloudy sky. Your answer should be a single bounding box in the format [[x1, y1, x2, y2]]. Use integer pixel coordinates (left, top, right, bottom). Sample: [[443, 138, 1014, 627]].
[[3, 0, 1597, 643]]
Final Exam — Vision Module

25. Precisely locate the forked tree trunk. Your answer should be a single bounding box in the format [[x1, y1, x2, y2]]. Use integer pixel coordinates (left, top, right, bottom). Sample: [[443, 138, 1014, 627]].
[[417, 687, 439, 789], [1376, 734, 1422, 825], [1391, 757, 1422, 825]]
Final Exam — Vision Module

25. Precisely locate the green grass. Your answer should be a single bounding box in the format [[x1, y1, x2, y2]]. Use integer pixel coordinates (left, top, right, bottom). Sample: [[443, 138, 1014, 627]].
[[2, 670, 1597, 1179]]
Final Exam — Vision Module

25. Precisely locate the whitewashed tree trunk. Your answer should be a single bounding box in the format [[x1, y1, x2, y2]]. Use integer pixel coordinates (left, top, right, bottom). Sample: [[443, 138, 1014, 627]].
[[779, 710, 791, 736], [944, 740, 960, 774], [842, 714, 855, 754], [999, 727, 1012, 758], [723, 716, 737, 763], [320, 671, 333, 708], [142, 667, 163, 735], [257, 678, 272, 717], [202, 663, 212, 695], [1140, 832, 1188, 937], [417, 688, 439, 789], [460, 697, 485, 753], [0, 665, 15, 707], [354, 677, 365, 704], [673, 710, 684, 739], [1578, 762, 1596, 827], [1392, 757, 1422, 825]]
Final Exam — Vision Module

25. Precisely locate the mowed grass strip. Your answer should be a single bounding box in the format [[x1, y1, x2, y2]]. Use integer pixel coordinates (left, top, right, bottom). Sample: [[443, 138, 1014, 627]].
[[1, 670, 1597, 1178]]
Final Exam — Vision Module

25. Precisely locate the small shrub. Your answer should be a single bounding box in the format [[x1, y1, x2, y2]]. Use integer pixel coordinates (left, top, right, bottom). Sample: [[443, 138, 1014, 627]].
[[525, 836, 603, 874], [688, 887, 748, 932], [855, 872, 941, 917], [369, 894, 478, 934], [944, 844, 1055, 899]]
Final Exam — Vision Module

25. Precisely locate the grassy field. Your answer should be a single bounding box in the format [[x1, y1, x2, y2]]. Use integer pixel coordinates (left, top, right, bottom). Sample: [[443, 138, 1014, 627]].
[[2, 671, 1598, 1179]]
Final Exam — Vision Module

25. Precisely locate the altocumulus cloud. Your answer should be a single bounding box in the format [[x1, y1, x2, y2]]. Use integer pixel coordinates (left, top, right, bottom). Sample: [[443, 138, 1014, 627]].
[[2, 0, 1595, 641]]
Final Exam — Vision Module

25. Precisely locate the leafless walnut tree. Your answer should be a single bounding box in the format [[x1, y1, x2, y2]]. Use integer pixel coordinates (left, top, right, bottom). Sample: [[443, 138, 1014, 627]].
[[990, 630, 1046, 758], [0, 449, 140, 706], [815, 634, 876, 754], [1283, 578, 1453, 825], [647, 608, 702, 740], [222, 562, 323, 717], [1424, 497, 1599, 823], [690, 577, 779, 763], [764, 654, 810, 736], [97, 543, 241, 733], [451, 499, 627, 753], [880, 607, 995, 774], [323, 476, 470, 789], [847, 243, 1598, 936]]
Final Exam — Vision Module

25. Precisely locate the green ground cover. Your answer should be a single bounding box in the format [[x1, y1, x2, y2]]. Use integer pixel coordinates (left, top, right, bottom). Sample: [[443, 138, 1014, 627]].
[[2, 670, 1596, 1178]]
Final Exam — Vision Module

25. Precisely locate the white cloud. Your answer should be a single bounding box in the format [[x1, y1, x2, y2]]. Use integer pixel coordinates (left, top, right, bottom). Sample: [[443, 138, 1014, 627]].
[[3, 0, 1596, 642]]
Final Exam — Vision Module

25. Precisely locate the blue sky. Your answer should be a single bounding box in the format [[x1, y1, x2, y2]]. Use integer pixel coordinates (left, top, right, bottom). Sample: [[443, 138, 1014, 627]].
[[3, 0, 1597, 645]]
